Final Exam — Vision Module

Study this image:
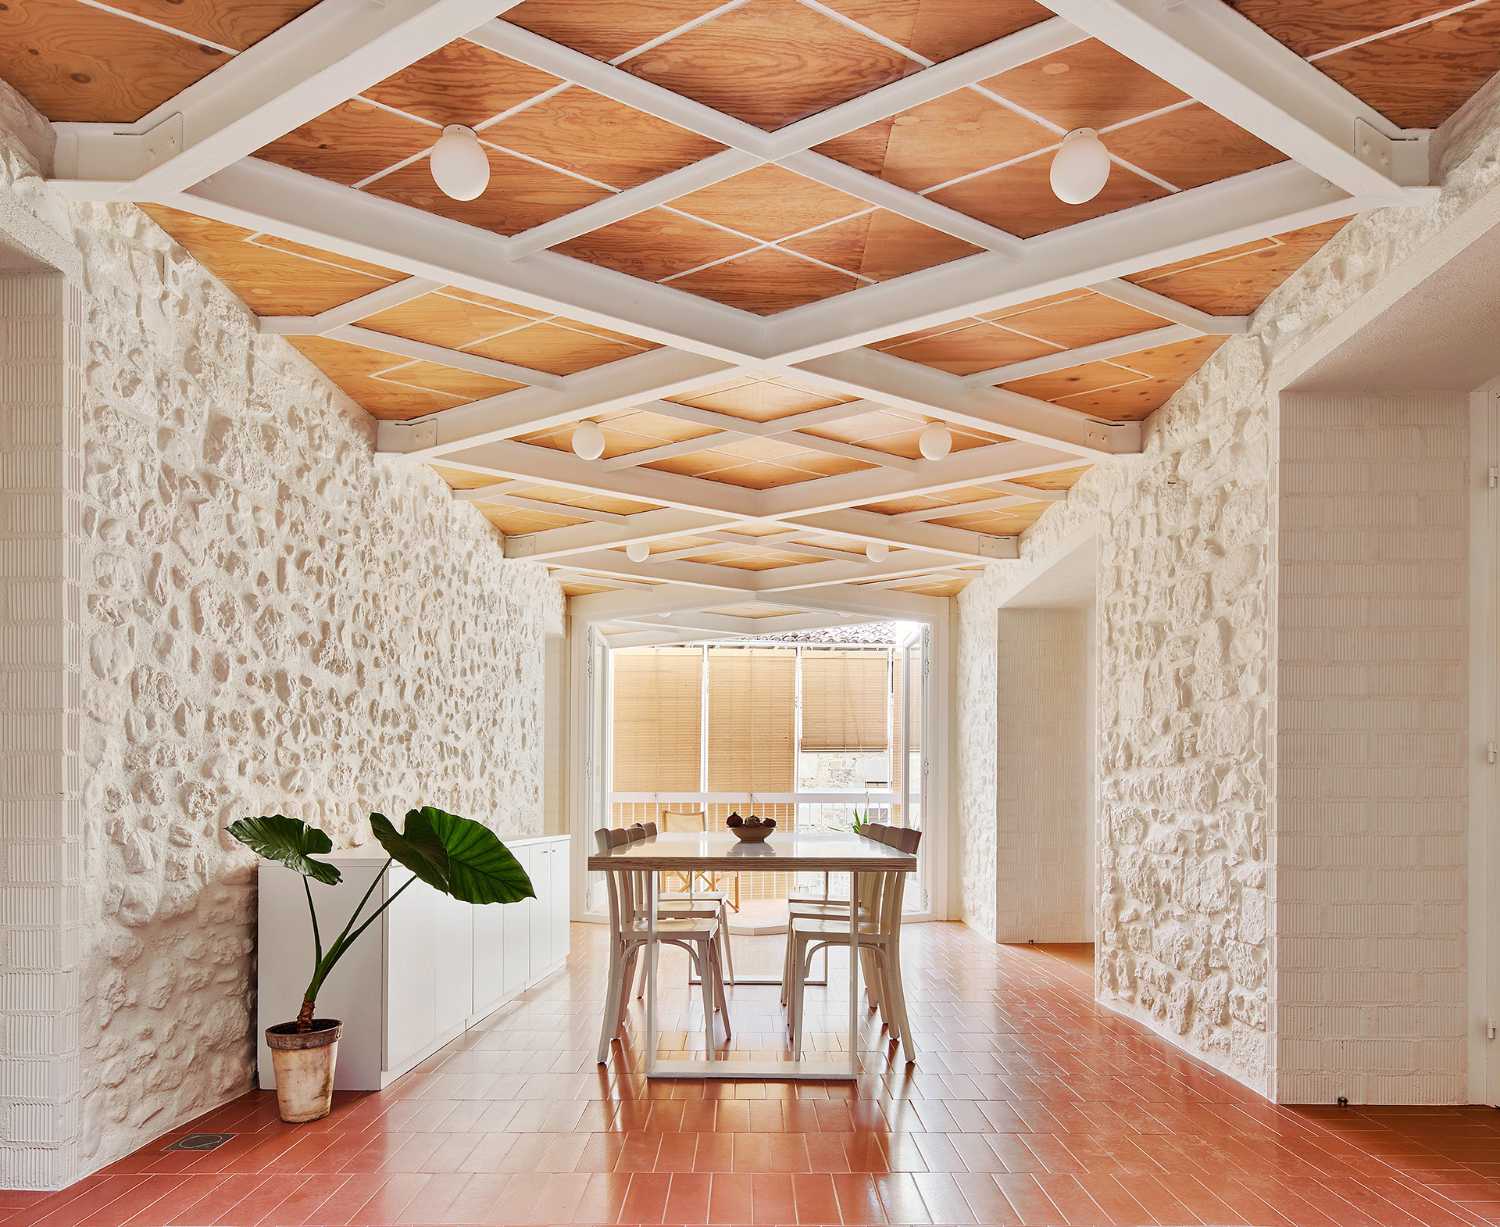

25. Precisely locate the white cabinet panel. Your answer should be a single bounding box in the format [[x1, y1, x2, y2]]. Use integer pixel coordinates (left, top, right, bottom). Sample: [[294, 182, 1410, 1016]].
[[548, 846, 570, 968], [384, 878, 437, 1073], [433, 890, 473, 1039], [527, 847, 549, 979], [473, 902, 504, 1017]]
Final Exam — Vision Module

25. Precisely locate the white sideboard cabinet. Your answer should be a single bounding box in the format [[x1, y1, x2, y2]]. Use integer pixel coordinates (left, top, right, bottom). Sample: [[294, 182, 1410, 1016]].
[[256, 834, 570, 1090]]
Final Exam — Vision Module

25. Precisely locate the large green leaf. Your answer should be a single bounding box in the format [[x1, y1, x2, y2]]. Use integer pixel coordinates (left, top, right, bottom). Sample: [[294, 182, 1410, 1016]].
[[371, 806, 535, 905], [228, 815, 341, 885]]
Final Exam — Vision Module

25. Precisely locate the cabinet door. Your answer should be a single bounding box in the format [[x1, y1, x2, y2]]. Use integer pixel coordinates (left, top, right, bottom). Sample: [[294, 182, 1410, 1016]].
[[501, 851, 532, 997], [548, 842, 570, 967], [528, 847, 550, 976], [433, 888, 473, 1037], [385, 874, 438, 1070], [472, 901, 503, 1017]]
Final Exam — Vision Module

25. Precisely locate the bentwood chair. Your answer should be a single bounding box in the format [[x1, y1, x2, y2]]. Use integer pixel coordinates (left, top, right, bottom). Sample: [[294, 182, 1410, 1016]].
[[595, 826, 730, 1065], [627, 822, 736, 996], [785, 825, 920, 1064]]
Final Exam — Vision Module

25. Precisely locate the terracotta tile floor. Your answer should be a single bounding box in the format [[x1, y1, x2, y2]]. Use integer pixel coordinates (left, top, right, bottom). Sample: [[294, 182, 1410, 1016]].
[[8, 923, 1500, 1227]]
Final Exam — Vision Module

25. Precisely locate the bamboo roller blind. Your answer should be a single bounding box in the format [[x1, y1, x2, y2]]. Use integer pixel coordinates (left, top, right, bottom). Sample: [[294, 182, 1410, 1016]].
[[800, 650, 890, 752], [611, 648, 702, 792], [707, 648, 795, 791]]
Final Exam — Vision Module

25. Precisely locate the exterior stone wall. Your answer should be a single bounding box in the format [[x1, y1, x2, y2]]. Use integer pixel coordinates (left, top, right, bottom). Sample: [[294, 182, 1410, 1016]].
[[957, 78, 1500, 1094], [0, 86, 565, 1185]]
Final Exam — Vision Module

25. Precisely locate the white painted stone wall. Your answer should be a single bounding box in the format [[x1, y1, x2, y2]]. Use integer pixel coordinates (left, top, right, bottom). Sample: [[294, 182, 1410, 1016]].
[[1275, 391, 1470, 1104], [957, 78, 1500, 1095], [995, 607, 1093, 943], [0, 85, 565, 1186]]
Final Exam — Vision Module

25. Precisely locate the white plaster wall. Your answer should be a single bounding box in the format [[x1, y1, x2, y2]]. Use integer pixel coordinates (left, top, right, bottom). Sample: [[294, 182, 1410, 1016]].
[[957, 77, 1500, 1094], [994, 607, 1092, 943], [0, 84, 565, 1184], [1275, 392, 1469, 1104]]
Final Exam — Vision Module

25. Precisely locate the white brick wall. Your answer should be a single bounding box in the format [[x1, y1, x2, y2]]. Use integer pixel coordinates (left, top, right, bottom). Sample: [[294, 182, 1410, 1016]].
[[1274, 392, 1469, 1104], [995, 608, 1093, 943], [0, 265, 83, 1189]]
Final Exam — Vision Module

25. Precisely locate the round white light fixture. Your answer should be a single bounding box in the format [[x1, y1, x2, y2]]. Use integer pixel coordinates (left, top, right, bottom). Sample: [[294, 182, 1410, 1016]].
[[918, 423, 953, 461], [865, 541, 890, 563], [429, 125, 490, 201], [571, 422, 605, 461], [626, 541, 649, 563], [1050, 128, 1110, 205]]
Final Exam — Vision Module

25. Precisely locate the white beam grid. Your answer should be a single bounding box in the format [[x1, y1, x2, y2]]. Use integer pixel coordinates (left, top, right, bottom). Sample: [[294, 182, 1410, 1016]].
[[50, 0, 526, 199], [55, 0, 1437, 602]]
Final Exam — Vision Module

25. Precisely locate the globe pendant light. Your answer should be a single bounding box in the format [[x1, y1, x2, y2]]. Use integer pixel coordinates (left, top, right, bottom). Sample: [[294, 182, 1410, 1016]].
[[571, 421, 605, 461], [918, 423, 952, 461], [430, 125, 490, 201], [626, 541, 650, 563], [1050, 128, 1110, 205], [865, 541, 890, 563]]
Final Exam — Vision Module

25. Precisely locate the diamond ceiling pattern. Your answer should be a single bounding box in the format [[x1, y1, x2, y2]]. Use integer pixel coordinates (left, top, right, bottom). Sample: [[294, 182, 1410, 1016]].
[[7, 0, 1496, 602]]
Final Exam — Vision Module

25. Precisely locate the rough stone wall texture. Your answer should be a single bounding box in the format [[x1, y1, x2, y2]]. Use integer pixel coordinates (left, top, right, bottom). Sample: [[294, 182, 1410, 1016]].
[[957, 77, 1500, 1094], [995, 608, 1093, 944], [0, 84, 565, 1184], [1275, 392, 1470, 1105]]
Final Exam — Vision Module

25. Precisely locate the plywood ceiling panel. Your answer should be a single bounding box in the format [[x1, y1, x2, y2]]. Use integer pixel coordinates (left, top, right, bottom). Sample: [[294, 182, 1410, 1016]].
[[619, 0, 921, 131], [139, 204, 402, 316], [668, 248, 861, 315], [1000, 290, 1169, 348], [502, 0, 727, 64], [363, 149, 611, 236], [930, 502, 1054, 534], [359, 291, 533, 350], [1001, 360, 1149, 402], [1126, 218, 1350, 314], [0, 0, 229, 122], [1225, 1, 1472, 58], [553, 210, 756, 282], [814, 89, 1057, 194], [672, 166, 867, 242], [466, 321, 655, 375], [484, 87, 723, 189], [982, 38, 1188, 130], [819, 0, 1052, 63], [364, 41, 559, 127], [482, 506, 586, 534], [780, 211, 983, 281], [1105, 103, 1285, 190], [256, 100, 436, 186], [106, 0, 320, 51], [378, 360, 521, 400], [670, 379, 852, 423], [879, 322, 1059, 374], [928, 149, 1169, 238], [510, 486, 661, 516], [519, 410, 717, 458], [287, 335, 482, 420]]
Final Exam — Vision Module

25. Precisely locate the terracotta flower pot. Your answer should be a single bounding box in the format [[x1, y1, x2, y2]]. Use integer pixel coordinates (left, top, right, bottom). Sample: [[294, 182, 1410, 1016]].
[[265, 1019, 342, 1122]]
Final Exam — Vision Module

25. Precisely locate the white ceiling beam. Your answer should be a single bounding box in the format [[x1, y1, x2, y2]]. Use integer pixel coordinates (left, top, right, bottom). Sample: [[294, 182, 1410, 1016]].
[[888, 493, 1035, 524], [163, 158, 767, 362], [863, 568, 971, 591], [505, 510, 731, 562], [755, 583, 949, 624], [962, 323, 1200, 387], [789, 349, 1135, 458], [604, 629, 749, 648], [781, 509, 1018, 563], [762, 161, 1383, 362], [376, 348, 734, 458], [260, 277, 441, 335], [49, 0, 524, 199], [543, 551, 758, 592], [599, 432, 742, 470], [1041, 0, 1433, 200], [644, 400, 876, 437], [747, 611, 884, 635], [435, 439, 760, 517], [750, 550, 967, 593], [1090, 281, 1249, 334], [327, 324, 568, 390], [456, 490, 633, 525], [612, 613, 761, 637], [571, 585, 739, 623], [990, 480, 1067, 502], [553, 570, 655, 590]]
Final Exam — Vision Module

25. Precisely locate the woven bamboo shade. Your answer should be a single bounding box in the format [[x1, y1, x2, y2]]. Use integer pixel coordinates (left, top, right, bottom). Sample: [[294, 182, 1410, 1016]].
[[611, 647, 702, 792]]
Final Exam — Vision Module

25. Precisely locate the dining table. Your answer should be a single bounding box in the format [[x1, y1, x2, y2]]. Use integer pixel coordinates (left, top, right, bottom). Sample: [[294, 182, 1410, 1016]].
[[587, 829, 918, 1080]]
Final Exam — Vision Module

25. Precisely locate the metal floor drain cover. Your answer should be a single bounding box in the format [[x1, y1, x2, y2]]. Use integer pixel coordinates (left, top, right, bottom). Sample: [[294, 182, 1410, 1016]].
[[164, 1133, 234, 1152]]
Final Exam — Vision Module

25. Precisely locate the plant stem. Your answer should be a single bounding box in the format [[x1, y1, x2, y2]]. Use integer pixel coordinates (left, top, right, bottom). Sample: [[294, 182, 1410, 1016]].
[[298, 858, 394, 1028]]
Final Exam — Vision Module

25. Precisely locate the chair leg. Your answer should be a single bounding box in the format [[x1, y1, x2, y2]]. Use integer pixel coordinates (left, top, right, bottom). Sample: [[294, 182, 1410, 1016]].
[[793, 940, 820, 1061], [780, 921, 794, 1006], [597, 941, 625, 1064], [860, 947, 882, 1013], [697, 944, 715, 1058], [883, 949, 916, 1063], [719, 901, 736, 985], [617, 944, 642, 1036], [711, 942, 732, 1041]]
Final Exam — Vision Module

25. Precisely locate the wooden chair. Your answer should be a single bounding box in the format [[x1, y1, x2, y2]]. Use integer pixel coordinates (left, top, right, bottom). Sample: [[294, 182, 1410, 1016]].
[[627, 823, 736, 995], [784, 826, 920, 1064], [595, 826, 730, 1065]]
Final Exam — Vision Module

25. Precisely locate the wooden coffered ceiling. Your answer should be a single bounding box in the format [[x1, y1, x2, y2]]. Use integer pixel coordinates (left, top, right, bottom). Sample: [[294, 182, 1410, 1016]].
[[11, 0, 1497, 630]]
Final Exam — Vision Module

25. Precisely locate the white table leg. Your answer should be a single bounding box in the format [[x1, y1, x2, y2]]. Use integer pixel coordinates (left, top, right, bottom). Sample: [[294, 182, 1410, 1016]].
[[848, 871, 859, 1078]]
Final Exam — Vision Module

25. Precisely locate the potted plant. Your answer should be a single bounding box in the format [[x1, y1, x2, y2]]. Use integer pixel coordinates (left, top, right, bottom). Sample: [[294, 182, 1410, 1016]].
[[229, 805, 534, 1123]]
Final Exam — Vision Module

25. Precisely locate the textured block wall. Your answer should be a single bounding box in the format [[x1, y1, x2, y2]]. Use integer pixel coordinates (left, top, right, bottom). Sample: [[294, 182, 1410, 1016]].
[[0, 94, 565, 1185], [958, 75, 1500, 1095], [995, 608, 1093, 943], [0, 265, 83, 1190], [1275, 392, 1469, 1104]]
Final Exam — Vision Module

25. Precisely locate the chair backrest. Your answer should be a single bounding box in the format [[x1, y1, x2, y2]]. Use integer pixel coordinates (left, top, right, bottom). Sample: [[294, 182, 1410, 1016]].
[[874, 827, 922, 935], [595, 826, 637, 931]]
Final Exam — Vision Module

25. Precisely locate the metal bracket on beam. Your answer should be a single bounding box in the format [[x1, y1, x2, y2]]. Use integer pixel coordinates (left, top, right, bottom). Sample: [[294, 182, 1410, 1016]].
[[1353, 119, 1431, 195], [375, 418, 437, 455], [976, 536, 1020, 560]]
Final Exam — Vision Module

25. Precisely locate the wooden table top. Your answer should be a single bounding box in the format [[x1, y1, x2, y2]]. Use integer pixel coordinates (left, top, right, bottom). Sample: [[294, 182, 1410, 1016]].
[[586, 830, 917, 873]]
